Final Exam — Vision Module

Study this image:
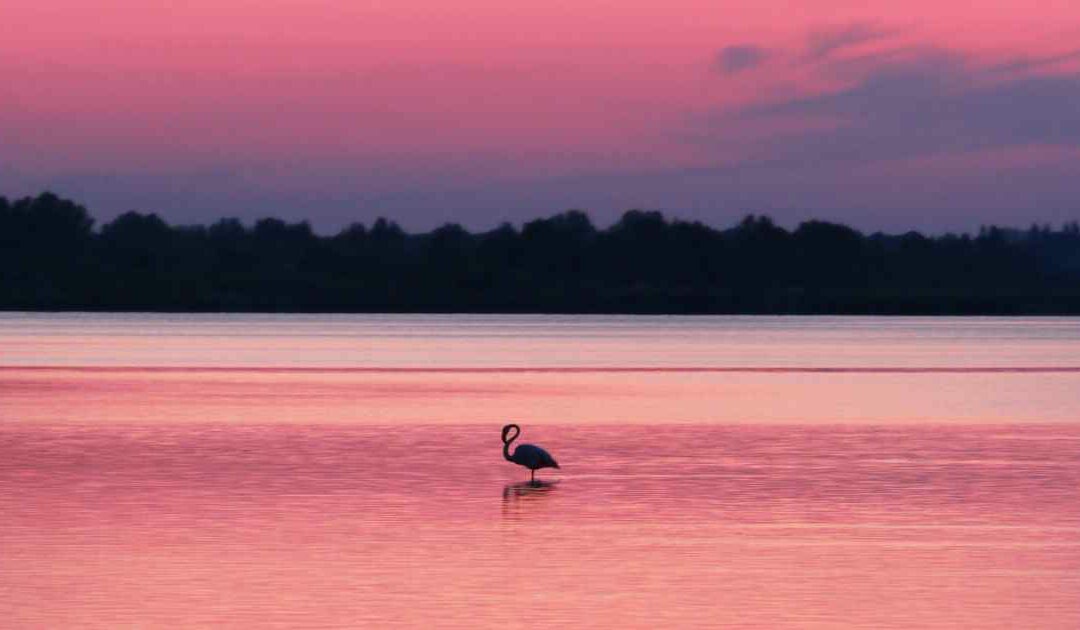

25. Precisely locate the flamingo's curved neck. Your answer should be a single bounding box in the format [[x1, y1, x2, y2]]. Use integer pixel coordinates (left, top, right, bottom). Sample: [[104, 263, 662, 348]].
[[502, 425, 519, 462]]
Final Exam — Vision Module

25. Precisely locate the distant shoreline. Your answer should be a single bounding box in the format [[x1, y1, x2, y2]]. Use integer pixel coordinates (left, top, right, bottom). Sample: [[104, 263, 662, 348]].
[[4, 192, 1080, 315], [5, 303, 1080, 315]]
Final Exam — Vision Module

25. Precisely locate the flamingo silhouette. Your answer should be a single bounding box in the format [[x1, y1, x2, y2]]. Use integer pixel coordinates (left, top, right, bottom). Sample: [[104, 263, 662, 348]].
[[502, 424, 560, 482]]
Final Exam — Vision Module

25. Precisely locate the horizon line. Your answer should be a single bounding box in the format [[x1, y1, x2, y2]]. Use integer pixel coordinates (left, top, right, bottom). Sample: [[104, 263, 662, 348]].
[[3, 366, 1079, 374], [6, 191, 1080, 238]]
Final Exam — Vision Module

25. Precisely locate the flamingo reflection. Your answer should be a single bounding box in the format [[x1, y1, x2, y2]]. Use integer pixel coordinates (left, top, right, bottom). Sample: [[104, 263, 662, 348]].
[[502, 479, 559, 501]]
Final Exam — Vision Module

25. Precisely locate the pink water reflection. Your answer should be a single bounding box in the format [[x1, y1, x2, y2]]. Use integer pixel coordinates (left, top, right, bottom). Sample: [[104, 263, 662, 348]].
[[2, 314, 1080, 628], [3, 366, 1078, 425], [2, 424, 1079, 628]]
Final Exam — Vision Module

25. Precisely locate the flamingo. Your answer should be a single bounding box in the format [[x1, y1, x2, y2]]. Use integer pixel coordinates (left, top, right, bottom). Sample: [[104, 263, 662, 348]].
[[502, 424, 559, 482]]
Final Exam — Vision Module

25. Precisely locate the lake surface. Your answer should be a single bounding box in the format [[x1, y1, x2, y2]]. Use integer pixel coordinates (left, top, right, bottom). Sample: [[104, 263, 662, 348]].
[[2, 314, 1079, 628]]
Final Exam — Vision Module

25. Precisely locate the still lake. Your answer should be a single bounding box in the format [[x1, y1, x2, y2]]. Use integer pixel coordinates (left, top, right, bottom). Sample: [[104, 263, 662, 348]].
[[2, 313, 1079, 628]]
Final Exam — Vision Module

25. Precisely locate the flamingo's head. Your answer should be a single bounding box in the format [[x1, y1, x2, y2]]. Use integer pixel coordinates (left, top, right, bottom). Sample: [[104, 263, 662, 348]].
[[501, 424, 520, 444]]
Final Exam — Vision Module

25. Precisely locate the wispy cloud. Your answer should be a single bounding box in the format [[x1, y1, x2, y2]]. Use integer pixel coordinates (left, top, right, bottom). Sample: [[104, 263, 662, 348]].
[[989, 49, 1080, 74], [713, 45, 769, 75], [730, 52, 1080, 166], [805, 22, 898, 60]]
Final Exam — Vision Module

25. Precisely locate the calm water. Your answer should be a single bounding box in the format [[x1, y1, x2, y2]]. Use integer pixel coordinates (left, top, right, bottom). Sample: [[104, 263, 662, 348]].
[[2, 314, 1079, 628]]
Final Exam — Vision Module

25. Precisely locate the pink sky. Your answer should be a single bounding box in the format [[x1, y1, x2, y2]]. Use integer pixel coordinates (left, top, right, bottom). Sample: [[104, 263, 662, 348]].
[[3, 1, 1080, 230]]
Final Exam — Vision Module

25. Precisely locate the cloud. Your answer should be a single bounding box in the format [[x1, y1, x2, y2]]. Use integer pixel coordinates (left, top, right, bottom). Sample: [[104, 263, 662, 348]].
[[713, 45, 769, 75], [730, 52, 1080, 166], [989, 49, 1080, 74], [805, 22, 897, 60]]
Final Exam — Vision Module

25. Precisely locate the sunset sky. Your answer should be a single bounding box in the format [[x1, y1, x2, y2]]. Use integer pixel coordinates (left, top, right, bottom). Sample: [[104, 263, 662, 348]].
[[3, 1, 1080, 232]]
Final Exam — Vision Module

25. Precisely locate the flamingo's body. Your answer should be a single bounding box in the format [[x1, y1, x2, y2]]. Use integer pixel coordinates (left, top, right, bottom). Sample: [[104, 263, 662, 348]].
[[502, 424, 559, 481]]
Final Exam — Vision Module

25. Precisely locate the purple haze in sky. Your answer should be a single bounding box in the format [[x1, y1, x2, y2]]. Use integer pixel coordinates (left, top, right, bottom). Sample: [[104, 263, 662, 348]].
[[3, 2, 1080, 232]]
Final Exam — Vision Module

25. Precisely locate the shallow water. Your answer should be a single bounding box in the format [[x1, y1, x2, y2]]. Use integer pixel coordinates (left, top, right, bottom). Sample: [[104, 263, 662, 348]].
[[1, 314, 1079, 628]]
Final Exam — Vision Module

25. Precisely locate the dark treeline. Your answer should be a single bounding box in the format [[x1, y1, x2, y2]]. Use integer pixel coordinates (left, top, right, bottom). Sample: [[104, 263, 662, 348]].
[[3, 192, 1080, 313]]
